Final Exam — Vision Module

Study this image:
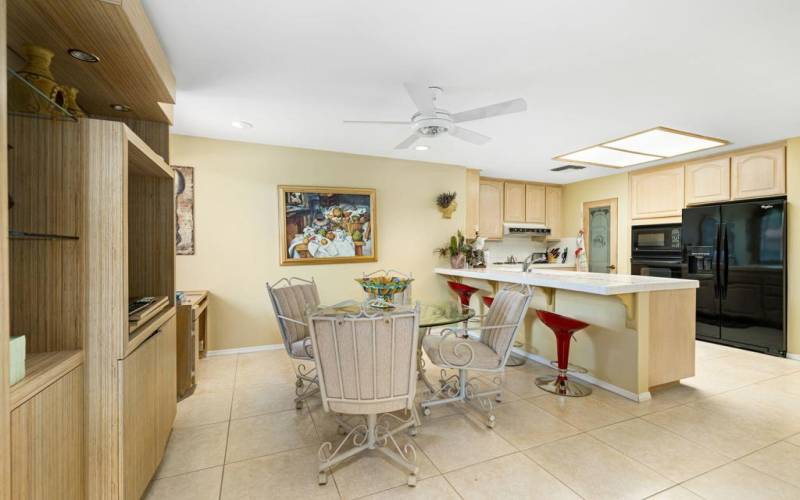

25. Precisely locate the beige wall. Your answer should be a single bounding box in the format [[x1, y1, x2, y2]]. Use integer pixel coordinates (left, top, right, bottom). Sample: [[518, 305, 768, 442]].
[[170, 135, 467, 351], [560, 172, 631, 275]]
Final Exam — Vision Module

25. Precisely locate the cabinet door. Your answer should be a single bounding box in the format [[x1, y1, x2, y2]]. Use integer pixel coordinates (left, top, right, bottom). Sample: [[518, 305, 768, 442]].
[[11, 366, 84, 500], [685, 157, 730, 205], [120, 334, 158, 500], [731, 147, 786, 200], [525, 184, 546, 223], [503, 182, 526, 222], [479, 179, 504, 239], [464, 169, 481, 239], [155, 316, 177, 457], [545, 186, 562, 238], [630, 165, 685, 219]]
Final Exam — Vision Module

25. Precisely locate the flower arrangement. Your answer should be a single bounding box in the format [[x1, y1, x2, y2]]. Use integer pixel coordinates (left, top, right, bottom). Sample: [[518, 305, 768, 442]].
[[434, 230, 471, 268], [435, 191, 457, 218]]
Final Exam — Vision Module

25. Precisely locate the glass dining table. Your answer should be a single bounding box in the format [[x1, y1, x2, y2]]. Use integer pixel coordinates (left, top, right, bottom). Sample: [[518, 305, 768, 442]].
[[311, 300, 476, 393]]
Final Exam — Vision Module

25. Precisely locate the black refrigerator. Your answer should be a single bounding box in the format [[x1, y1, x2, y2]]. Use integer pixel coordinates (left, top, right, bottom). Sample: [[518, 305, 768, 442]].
[[682, 198, 787, 356]]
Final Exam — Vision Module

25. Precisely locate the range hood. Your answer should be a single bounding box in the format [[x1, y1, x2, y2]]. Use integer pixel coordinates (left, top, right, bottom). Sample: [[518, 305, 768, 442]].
[[503, 223, 551, 237]]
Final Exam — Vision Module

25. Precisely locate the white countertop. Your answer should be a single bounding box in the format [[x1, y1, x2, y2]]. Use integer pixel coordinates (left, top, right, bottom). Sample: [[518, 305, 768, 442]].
[[435, 267, 699, 296], [489, 263, 575, 271]]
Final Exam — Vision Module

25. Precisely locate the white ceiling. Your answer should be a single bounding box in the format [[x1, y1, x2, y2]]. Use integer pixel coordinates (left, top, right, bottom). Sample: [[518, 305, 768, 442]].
[[143, 0, 800, 183]]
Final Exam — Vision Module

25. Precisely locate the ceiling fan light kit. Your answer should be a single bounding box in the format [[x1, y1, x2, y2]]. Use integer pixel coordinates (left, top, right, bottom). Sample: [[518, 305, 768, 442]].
[[344, 82, 527, 150]]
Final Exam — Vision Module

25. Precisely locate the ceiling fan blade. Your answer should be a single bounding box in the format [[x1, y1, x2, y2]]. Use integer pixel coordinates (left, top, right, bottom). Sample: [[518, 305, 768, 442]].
[[343, 120, 411, 125], [451, 98, 527, 123], [403, 82, 436, 116], [450, 126, 491, 145], [394, 134, 420, 150]]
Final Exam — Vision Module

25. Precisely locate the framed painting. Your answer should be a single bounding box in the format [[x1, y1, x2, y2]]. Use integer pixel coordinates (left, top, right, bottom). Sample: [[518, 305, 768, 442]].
[[278, 185, 377, 265], [174, 166, 195, 255]]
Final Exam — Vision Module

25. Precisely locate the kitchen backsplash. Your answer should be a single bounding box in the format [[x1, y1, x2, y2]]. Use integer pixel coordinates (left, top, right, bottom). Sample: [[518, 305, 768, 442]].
[[484, 237, 577, 265]]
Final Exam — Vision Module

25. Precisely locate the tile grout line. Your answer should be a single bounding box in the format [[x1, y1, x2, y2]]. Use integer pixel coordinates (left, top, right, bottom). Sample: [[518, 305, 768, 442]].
[[218, 353, 240, 500]]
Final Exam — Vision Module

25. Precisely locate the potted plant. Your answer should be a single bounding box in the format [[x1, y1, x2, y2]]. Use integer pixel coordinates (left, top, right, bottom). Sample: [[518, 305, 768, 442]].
[[434, 230, 471, 268], [436, 191, 457, 219]]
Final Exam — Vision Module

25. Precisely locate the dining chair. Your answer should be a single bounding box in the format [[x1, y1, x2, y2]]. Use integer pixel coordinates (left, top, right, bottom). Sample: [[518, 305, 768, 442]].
[[362, 269, 413, 305], [310, 304, 421, 487], [420, 284, 532, 427], [266, 277, 321, 409]]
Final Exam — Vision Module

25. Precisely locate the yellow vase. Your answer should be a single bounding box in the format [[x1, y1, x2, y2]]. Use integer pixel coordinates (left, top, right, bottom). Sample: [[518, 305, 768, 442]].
[[439, 201, 458, 219], [8, 44, 68, 116]]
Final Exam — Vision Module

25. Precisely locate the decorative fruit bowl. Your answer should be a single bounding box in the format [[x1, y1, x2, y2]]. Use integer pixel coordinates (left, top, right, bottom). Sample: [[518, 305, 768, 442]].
[[356, 276, 413, 302]]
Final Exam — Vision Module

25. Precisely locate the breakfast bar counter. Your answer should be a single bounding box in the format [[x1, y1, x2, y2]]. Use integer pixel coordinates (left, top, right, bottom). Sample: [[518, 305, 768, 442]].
[[435, 267, 700, 400]]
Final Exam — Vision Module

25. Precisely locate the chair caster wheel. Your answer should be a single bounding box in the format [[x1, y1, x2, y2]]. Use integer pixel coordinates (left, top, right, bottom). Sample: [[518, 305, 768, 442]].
[[495, 395, 503, 403], [318, 472, 328, 485], [422, 407, 431, 417], [407, 474, 417, 487], [409, 426, 418, 437], [487, 415, 496, 428], [295, 401, 303, 410]]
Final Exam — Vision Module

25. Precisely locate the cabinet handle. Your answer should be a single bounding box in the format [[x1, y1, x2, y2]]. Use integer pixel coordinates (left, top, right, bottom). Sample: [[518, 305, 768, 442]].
[[607, 265, 616, 270]]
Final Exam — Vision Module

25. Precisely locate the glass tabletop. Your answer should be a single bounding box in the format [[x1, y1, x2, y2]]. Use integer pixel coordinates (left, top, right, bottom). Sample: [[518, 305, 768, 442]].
[[312, 300, 474, 328]]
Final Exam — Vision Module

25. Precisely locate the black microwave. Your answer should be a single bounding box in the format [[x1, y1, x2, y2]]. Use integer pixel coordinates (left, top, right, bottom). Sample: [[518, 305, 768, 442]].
[[631, 224, 682, 257]]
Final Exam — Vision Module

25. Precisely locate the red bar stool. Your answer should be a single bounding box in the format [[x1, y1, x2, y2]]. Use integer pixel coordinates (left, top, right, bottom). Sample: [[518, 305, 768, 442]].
[[447, 281, 479, 307], [481, 295, 494, 308], [535, 310, 592, 397]]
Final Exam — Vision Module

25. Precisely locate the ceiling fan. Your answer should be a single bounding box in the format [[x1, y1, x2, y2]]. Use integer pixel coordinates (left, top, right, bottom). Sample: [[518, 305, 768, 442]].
[[343, 83, 527, 149]]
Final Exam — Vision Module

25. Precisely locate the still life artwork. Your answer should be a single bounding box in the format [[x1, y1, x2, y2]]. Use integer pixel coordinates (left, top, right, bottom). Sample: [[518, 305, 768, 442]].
[[174, 166, 195, 255], [279, 186, 377, 265]]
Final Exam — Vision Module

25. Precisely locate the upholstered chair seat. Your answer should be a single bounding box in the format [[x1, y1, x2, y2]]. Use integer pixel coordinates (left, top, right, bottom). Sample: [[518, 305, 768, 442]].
[[422, 336, 501, 370]]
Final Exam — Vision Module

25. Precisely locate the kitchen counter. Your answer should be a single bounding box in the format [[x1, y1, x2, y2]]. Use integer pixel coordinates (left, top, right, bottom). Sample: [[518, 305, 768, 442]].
[[435, 267, 698, 401], [436, 267, 698, 295]]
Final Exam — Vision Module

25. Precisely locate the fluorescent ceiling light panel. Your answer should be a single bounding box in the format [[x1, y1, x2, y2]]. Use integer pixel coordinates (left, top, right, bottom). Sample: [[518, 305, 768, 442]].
[[557, 146, 662, 167], [604, 127, 727, 157]]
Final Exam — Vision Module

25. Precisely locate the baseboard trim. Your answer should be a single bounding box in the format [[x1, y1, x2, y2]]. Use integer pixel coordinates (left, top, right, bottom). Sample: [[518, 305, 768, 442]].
[[787, 352, 800, 361], [510, 347, 650, 402], [206, 344, 284, 357]]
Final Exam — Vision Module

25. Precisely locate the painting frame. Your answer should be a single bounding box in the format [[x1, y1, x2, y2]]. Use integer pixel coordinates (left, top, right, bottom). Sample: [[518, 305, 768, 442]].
[[278, 185, 378, 266], [174, 165, 195, 256]]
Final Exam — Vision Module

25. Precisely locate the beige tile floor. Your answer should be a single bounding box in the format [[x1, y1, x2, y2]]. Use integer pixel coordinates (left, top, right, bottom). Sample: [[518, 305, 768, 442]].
[[145, 341, 800, 500]]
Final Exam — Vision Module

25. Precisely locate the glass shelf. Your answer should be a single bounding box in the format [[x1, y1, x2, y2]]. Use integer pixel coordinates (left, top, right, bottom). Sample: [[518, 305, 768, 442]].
[[7, 67, 77, 122], [9, 230, 79, 241]]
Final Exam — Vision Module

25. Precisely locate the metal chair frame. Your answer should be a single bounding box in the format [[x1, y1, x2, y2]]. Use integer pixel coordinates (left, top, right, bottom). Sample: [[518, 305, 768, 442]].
[[266, 277, 321, 409], [421, 284, 533, 428]]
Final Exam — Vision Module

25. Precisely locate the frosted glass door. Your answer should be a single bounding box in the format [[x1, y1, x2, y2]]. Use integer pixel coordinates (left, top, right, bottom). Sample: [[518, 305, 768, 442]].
[[588, 206, 611, 273]]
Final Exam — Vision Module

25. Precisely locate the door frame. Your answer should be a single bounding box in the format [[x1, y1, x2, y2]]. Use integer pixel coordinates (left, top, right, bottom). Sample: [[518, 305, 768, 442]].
[[582, 198, 618, 273]]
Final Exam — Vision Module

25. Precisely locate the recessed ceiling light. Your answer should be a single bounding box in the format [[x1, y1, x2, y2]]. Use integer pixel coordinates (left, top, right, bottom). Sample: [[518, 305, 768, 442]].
[[110, 104, 131, 112], [604, 127, 727, 157], [414, 145, 429, 151], [554, 126, 729, 168], [550, 164, 587, 172], [232, 120, 254, 129], [557, 146, 661, 168], [68, 48, 100, 63]]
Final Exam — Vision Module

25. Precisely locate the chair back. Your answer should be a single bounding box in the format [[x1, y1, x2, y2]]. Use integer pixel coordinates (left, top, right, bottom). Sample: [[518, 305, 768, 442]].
[[362, 269, 413, 305], [309, 305, 420, 415], [480, 285, 532, 364], [266, 277, 320, 353]]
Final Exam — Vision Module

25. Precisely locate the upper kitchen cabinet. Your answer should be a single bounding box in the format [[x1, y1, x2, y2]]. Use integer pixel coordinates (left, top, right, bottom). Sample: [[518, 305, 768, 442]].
[[503, 182, 526, 222], [630, 164, 685, 220], [525, 184, 546, 223], [479, 179, 504, 240], [545, 185, 562, 237], [731, 146, 786, 200], [685, 157, 731, 205]]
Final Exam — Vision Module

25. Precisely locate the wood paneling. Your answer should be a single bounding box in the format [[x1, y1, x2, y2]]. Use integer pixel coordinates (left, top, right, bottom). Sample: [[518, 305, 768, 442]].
[[156, 316, 177, 450], [113, 117, 169, 163], [478, 179, 503, 240], [176, 305, 195, 398], [9, 350, 82, 410], [685, 157, 731, 205], [731, 146, 786, 200], [464, 169, 480, 239], [648, 289, 696, 387], [545, 185, 562, 238], [7, 0, 175, 123], [525, 184, 546, 223], [503, 181, 525, 222], [0, 1, 11, 496], [10, 365, 84, 500], [630, 164, 685, 219]]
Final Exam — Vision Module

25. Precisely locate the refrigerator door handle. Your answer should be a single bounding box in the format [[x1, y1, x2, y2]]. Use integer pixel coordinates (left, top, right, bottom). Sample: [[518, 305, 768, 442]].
[[713, 223, 721, 298], [722, 223, 729, 299]]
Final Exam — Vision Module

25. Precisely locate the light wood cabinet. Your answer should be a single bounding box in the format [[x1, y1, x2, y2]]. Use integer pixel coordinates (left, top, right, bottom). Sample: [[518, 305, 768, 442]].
[[525, 184, 546, 223], [156, 316, 177, 449], [545, 186, 563, 238], [479, 179, 504, 240], [731, 146, 786, 200], [630, 165, 685, 220], [503, 182, 526, 222], [685, 157, 731, 205], [10, 366, 84, 500]]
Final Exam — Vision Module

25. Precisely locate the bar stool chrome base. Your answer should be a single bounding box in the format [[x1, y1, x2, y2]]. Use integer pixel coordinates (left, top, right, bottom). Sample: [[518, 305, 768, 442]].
[[535, 374, 592, 397]]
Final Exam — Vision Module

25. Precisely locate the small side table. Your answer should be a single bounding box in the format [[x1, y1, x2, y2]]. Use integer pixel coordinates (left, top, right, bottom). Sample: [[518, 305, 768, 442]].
[[176, 290, 209, 399]]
